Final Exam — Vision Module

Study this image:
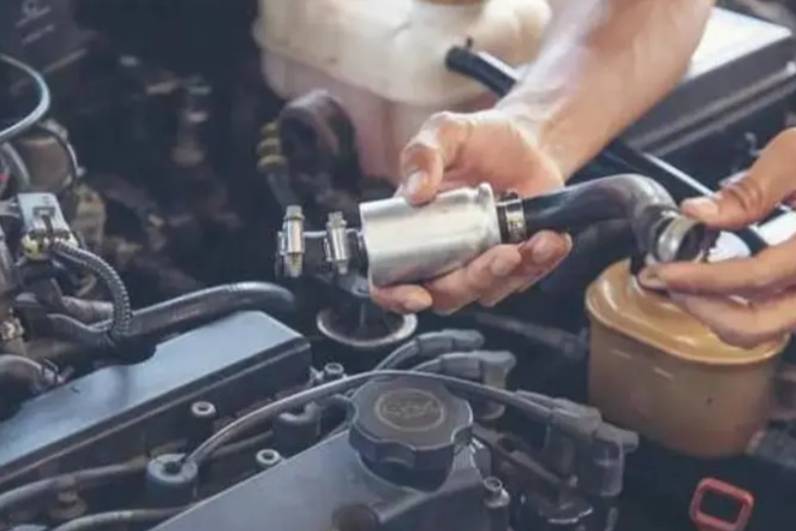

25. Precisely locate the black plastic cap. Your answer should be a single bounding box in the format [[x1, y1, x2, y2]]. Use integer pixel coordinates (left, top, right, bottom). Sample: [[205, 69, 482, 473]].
[[146, 454, 198, 507], [348, 378, 473, 475]]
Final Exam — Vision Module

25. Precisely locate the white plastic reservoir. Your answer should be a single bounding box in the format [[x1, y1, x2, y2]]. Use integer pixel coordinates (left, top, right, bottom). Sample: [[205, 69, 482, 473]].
[[255, 0, 552, 178]]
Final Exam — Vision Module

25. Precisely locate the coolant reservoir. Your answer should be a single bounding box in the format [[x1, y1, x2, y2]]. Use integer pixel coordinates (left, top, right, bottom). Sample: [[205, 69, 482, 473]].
[[587, 260, 788, 458], [255, 0, 551, 178]]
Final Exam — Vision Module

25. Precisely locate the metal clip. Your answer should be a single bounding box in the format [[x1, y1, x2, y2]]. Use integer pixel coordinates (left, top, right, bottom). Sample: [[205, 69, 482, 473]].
[[499, 192, 527, 244], [325, 212, 350, 276], [278, 206, 305, 278], [17, 193, 78, 260]]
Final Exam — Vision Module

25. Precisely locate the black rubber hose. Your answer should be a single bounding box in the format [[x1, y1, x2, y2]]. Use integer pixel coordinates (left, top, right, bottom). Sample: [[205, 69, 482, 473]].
[[446, 46, 517, 98], [58, 297, 113, 323], [600, 142, 771, 254], [50, 508, 183, 531], [469, 312, 586, 363], [17, 291, 114, 324], [0, 461, 146, 515], [518, 174, 711, 260], [541, 220, 635, 295], [0, 354, 61, 397], [45, 283, 295, 348], [50, 241, 132, 340], [374, 329, 485, 370], [46, 314, 113, 349], [522, 174, 673, 234], [122, 282, 294, 338]]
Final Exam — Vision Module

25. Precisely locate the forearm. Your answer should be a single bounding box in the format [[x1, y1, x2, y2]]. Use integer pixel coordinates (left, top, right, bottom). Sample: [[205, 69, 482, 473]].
[[499, 0, 714, 180]]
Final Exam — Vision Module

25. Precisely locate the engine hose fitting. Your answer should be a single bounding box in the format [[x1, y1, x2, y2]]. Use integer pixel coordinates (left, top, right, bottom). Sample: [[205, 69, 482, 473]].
[[501, 174, 716, 264], [45, 282, 295, 351], [276, 174, 716, 287]]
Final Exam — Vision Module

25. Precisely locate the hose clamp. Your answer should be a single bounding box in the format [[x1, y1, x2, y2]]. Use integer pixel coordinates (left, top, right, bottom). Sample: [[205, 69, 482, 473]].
[[502, 195, 527, 244]]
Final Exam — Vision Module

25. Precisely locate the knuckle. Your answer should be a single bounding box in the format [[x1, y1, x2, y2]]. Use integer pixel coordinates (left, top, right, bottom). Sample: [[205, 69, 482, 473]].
[[425, 112, 469, 151], [426, 111, 459, 131], [467, 270, 494, 292], [723, 179, 769, 220], [401, 139, 436, 161]]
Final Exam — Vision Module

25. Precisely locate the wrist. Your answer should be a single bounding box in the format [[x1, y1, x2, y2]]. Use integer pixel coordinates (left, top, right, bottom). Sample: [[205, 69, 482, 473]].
[[494, 103, 573, 183]]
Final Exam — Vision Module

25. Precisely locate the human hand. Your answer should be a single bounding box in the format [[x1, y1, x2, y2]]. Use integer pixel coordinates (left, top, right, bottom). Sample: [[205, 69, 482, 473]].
[[371, 109, 572, 315], [644, 129, 796, 348]]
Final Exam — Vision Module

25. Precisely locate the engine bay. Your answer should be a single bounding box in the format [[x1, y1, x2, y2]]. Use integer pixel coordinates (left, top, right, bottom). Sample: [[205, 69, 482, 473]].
[[1, 1, 796, 530]]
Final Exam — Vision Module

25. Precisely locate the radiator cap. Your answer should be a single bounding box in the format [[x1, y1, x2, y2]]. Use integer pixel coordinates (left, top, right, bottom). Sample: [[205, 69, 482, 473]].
[[349, 377, 472, 475]]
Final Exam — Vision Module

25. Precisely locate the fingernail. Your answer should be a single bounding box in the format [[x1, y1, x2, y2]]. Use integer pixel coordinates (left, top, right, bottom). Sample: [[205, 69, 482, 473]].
[[490, 256, 516, 277], [405, 171, 427, 198], [637, 267, 666, 291], [530, 234, 561, 265], [403, 296, 431, 314], [682, 197, 719, 217]]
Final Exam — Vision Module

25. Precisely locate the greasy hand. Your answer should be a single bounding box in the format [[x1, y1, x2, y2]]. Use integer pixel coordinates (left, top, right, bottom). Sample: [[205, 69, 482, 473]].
[[371, 110, 572, 315], [645, 129, 796, 348]]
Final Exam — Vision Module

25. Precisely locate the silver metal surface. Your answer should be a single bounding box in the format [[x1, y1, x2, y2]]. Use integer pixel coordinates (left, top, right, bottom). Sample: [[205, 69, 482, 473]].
[[361, 184, 501, 287], [501, 196, 528, 244], [325, 212, 350, 275], [316, 307, 418, 350], [279, 206, 305, 278], [654, 215, 709, 263]]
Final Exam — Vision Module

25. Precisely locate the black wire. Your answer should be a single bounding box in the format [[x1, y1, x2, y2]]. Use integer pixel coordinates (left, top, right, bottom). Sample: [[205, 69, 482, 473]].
[[185, 370, 553, 467], [0, 54, 51, 144], [210, 431, 273, 461], [0, 429, 274, 517], [51, 241, 133, 340], [50, 507, 183, 531], [0, 460, 146, 515], [374, 330, 485, 371]]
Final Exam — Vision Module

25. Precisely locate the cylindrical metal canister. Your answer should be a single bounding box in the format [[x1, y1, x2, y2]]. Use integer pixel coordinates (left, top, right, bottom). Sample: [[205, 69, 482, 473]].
[[361, 184, 501, 287]]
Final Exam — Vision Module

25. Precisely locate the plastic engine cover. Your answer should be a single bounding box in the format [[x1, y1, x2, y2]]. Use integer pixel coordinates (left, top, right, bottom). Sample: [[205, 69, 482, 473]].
[[153, 434, 492, 531], [0, 311, 310, 489]]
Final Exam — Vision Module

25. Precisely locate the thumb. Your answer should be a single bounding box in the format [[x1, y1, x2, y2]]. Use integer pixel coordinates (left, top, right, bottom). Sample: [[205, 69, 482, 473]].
[[399, 112, 470, 205], [682, 128, 796, 229]]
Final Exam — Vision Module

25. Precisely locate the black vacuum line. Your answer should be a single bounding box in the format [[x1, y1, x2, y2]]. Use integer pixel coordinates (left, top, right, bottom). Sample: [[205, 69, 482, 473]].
[[45, 282, 296, 349]]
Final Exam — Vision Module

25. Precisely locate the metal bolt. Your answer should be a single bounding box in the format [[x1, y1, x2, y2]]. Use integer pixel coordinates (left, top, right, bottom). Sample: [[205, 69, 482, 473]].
[[190, 401, 217, 420], [325, 212, 350, 276], [0, 318, 23, 342], [323, 363, 345, 382], [483, 477, 504, 499], [47, 489, 87, 521], [482, 476, 510, 530], [255, 449, 282, 471], [280, 206, 305, 278]]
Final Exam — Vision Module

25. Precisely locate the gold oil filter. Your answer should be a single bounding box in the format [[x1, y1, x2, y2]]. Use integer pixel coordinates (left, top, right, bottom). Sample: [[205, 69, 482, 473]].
[[586, 260, 788, 458]]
